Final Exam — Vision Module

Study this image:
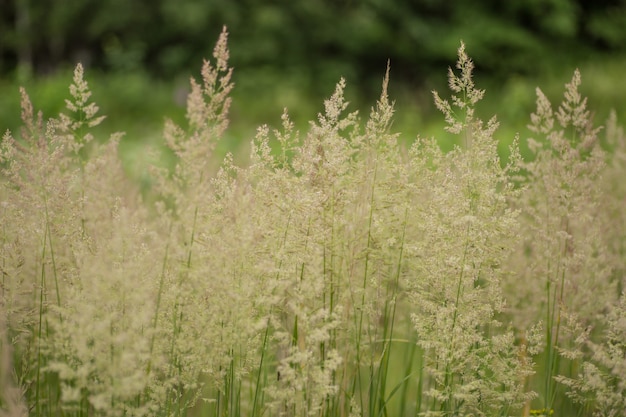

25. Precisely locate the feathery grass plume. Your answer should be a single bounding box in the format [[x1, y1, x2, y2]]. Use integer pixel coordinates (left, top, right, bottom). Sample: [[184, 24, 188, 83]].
[[549, 111, 626, 417], [143, 26, 272, 416], [144, 31, 244, 410], [43, 136, 163, 417], [432, 42, 484, 141], [219, 62, 413, 417], [0, 64, 166, 416], [244, 64, 419, 417], [347, 65, 418, 417], [555, 292, 626, 416], [157, 25, 233, 203], [244, 78, 360, 417], [407, 42, 534, 416], [0, 303, 28, 417], [3, 27, 625, 417], [54, 63, 106, 162], [506, 69, 615, 414], [43, 66, 165, 417], [0, 87, 83, 415], [600, 111, 626, 292]]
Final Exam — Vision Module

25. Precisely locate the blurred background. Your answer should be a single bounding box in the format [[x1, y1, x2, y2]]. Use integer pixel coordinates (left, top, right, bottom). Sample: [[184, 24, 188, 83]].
[[1, 0, 626, 159]]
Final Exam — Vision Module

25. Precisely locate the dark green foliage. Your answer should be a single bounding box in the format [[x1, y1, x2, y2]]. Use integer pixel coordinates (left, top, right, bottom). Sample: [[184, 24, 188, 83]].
[[2, 0, 626, 89]]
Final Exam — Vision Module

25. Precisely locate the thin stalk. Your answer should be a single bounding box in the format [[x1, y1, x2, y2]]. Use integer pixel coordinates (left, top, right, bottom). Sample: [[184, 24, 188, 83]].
[[325, 187, 338, 417], [34, 194, 63, 416], [544, 265, 553, 410], [398, 319, 418, 416], [441, 222, 471, 413], [43, 195, 61, 308], [251, 311, 272, 417], [544, 232, 567, 412], [228, 349, 236, 417], [35, 219, 47, 417], [165, 304, 183, 414], [376, 208, 408, 417], [165, 206, 198, 413], [216, 369, 222, 417], [416, 350, 424, 416], [187, 206, 198, 268], [549, 269, 566, 410], [541, 187, 558, 413], [353, 160, 378, 414], [147, 240, 169, 374], [252, 214, 291, 416], [377, 367, 419, 417]]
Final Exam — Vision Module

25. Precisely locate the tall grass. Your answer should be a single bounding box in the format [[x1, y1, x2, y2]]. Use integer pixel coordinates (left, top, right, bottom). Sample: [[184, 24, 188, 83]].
[[1, 27, 625, 417]]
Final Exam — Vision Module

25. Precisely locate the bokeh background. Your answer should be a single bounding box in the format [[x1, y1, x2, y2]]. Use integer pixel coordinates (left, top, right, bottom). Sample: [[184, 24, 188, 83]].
[[1, 0, 626, 159]]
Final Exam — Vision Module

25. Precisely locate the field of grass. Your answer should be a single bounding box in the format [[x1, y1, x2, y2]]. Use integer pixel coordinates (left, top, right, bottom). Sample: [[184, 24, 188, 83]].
[[1, 29, 625, 417]]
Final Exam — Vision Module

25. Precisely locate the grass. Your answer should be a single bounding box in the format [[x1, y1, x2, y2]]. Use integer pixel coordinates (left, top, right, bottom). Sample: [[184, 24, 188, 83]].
[[3, 50, 626, 164], [1, 29, 625, 417]]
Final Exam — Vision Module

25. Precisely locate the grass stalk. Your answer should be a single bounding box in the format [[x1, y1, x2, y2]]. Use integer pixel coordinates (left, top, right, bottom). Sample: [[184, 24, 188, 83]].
[[373, 208, 408, 417], [35, 193, 64, 416], [251, 310, 271, 417], [35, 226, 46, 417], [42, 196, 61, 310], [147, 239, 170, 375], [351, 159, 378, 415]]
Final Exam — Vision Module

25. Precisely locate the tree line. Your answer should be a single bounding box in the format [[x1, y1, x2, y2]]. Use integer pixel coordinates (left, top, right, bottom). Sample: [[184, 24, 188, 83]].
[[1, 0, 625, 89]]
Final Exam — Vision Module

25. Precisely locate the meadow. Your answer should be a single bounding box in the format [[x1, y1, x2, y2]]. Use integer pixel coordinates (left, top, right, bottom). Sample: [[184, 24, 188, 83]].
[[1, 28, 625, 417]]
